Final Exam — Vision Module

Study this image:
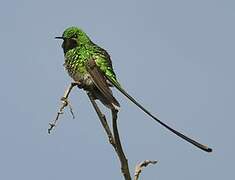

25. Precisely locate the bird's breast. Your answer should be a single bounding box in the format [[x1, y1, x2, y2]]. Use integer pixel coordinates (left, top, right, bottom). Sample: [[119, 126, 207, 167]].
[[64, 60, 95, 89]]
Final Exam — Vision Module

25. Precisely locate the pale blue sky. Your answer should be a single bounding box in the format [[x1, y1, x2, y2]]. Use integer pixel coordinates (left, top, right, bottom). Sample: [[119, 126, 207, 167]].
[[0, 0, 234, 179]]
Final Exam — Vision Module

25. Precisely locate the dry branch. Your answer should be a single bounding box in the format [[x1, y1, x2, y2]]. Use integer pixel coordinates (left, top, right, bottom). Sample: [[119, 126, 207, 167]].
[[48, 82, 79, 134], [87, 92, 131, 180], [49, 82, 157, 179], [87, 92, 116, 148], [134, 160, 157, 180], [112, 109, 132, 180]]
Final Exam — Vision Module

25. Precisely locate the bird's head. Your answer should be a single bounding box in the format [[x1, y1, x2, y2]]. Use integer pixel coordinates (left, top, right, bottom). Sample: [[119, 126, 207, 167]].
[[55, 26, 90, 53]]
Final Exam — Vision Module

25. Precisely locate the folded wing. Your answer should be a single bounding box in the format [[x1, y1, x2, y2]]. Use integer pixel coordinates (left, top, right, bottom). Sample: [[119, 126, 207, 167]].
[[85, 59, 120, 110]]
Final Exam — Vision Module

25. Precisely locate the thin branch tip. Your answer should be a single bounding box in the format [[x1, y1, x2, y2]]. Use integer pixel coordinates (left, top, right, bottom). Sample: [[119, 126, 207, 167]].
[[134, 160, 158, 180], [48, 82, 78, 134]]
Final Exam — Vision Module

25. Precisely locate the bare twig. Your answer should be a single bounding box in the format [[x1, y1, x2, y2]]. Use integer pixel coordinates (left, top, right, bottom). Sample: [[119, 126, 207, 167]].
[[48, 82, 79, 134], [87, 93, 131, 180], [49, 83, 157, 180], [87, 92, 116, 147], [134, 160, 157, 180], [112, 109, 132, 180], [68, 100, 75, 119]]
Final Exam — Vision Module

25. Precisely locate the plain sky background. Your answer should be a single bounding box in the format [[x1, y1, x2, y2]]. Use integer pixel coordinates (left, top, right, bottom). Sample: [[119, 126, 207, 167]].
[[0, 0, 234, 179]]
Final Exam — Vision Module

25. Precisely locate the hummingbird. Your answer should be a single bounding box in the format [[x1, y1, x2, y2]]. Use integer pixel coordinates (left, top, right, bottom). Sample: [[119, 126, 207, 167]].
[[55, 26, 212, 153]]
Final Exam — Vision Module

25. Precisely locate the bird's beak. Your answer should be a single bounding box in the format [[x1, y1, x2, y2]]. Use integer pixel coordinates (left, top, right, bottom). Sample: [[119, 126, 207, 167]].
[[55, 37, 64, 39]]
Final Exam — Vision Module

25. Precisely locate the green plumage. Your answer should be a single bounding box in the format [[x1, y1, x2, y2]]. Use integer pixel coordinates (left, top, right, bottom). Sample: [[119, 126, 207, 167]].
[[57, 27, 120, 109], [63, 27, 117, 83]]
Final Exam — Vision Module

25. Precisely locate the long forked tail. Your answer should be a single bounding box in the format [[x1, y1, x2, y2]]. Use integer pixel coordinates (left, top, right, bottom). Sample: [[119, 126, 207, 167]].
[[107, 77, 212, 153]]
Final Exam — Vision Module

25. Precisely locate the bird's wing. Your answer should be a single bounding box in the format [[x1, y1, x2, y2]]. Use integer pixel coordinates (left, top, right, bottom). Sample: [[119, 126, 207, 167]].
[[85, 59, 120, 109], [92, 43, 116, 75]]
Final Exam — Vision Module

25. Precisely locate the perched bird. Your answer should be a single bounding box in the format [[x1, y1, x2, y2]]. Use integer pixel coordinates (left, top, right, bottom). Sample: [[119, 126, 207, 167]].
[[56, 27, 120, 110], [55, 26, 212, 152]]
